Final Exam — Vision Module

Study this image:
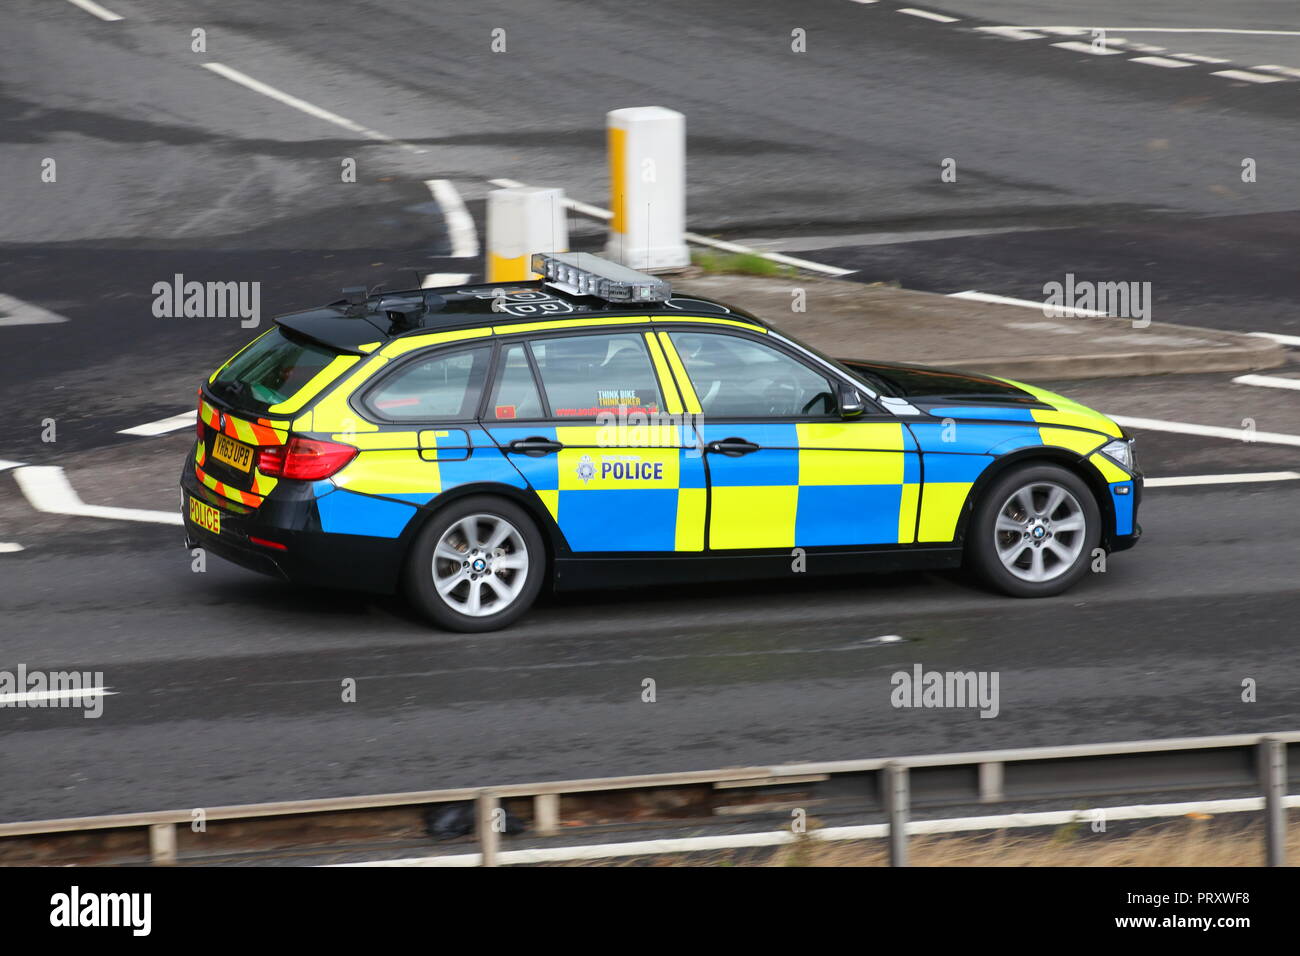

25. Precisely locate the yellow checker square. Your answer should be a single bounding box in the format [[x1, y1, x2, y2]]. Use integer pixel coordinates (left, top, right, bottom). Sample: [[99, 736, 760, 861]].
[[1038, 426, 1105, 456], [796, 421, 905, 451], [898, 484, 920, 544], [710, 486, 797, 549], [917, 482, 972, 542], [798, 449, 904, 486], [333, 450, 440, 496], [674, 488, 706, 551]]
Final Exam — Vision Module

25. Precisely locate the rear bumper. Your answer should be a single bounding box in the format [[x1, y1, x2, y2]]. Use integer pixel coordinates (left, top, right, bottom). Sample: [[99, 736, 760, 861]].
[[180, 462, 405, 594]]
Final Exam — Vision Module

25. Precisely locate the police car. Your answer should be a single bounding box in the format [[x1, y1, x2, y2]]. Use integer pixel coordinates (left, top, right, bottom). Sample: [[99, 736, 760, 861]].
[[182, 253, 1141, 632]]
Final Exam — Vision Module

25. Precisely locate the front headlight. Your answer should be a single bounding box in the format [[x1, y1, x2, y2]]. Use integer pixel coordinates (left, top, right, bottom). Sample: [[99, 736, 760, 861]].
[[1101, 438, 1136, 471]]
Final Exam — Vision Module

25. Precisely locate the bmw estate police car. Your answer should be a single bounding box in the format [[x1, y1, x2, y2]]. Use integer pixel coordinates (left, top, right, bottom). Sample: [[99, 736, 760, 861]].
[[182, 253, 1141, 632]]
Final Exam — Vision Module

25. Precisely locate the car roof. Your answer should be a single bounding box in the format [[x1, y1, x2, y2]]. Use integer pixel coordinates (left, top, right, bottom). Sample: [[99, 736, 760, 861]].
[[273, 278, 768, 354]]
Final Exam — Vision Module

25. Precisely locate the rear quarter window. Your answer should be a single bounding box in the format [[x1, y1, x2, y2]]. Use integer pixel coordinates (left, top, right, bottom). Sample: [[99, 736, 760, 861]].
[[210, 329, 339, 415]]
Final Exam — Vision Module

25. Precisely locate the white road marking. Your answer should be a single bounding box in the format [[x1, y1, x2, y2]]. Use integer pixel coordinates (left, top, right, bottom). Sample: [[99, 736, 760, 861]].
[[0, 294, 69, 327], [1129, 56, 1195, 69], [1246, 331, 1300, 347], [1052, 41, 1124, 55], [1169, 53, 1231, 64], [1124, 43, 1167, 53], [848, 0, 878, 4], [0, 687, 116, 705], [975, 26, 1045, 41], [1017, 27, 1300, 38], [421, 273, 471, 288], [489, 178, 853, 277], [14, 466, 183, 525], [118, 410, 197, 437], [948, 290, 1109, 317], [1212, 69, 1287, 83], [1146, 472, 1300, 487], [64, 0, 123, 21], [0, 460, 24, 472], [1254, 65, 1300, 79], [0, 543, 24, 553], [1108, 415, 1300, 448], [425, 180, 478, 258], [897, 9, 959, 24], [1231, 374, 1300, 391], [201, 63, 425, 154]]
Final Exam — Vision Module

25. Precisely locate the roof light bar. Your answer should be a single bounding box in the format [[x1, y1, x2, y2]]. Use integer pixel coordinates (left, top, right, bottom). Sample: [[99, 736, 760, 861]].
[[531, 252, 670, 303]]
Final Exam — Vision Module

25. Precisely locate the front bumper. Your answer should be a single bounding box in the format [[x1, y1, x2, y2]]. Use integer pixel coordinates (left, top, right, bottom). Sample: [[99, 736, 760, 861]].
[[179, 461, 405, 594]]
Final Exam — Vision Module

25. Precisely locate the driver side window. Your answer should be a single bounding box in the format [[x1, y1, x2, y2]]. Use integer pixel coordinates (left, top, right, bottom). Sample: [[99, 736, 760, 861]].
[[666, 331, 833, 418]]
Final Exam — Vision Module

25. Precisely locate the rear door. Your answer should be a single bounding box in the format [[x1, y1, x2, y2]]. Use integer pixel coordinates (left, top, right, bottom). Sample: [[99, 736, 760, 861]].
[[484, 329, 706, 553], [659, 329, 921, 549]]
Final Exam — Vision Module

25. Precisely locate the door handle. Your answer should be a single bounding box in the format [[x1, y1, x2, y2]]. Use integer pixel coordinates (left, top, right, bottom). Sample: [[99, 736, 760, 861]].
[[705, 437, 760, 457], [506, 436, 564, 457]]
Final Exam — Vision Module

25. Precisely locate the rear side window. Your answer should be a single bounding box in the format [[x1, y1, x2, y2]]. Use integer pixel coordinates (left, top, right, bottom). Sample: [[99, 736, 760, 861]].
[[488, 345, 544, 420], [364, 347, 491, 421], [529, 332, 663, 417], [211, 329, 338, 414]]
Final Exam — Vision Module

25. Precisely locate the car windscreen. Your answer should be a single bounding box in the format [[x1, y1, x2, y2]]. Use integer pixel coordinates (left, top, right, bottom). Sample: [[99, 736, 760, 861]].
[[209, 328, 338, 415]]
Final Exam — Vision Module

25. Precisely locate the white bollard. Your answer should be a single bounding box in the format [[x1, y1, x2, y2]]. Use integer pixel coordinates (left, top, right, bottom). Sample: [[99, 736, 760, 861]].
[[605, 107, 689, 272], [486, 186, 569, 282]]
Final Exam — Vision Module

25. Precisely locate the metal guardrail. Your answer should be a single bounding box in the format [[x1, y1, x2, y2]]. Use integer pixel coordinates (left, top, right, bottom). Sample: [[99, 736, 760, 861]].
[[1, 731, 1294, 866]]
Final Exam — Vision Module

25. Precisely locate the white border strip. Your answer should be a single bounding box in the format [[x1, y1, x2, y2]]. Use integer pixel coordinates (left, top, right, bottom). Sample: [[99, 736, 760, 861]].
[[425, 180, 478, 258], [1232, 374, 1300, 391], [118, 411, 197, 437], [1246, 331, 1300, 347], [332, 794, 1300, 866], [1146, 471, 1300, 487], [487, 178, 853, 276], [65, 0, 123, 21], [897, 8, 959, 23], [0, 688, 116, 705], [14, 466, 183, 525], [201, 63, 425, 154], [1212, 69, 1287, 83], [1108, 414, 1300, 448]]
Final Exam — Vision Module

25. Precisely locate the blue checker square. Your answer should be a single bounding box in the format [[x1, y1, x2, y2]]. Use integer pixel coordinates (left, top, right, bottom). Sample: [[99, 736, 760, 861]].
[[795, 484, 903, 546], [439, 449, 528, 489], [902, 452, 921, 484], [557, 488, 679, 551], [316, 489, 417, 538], [922, 453, 994, 483]]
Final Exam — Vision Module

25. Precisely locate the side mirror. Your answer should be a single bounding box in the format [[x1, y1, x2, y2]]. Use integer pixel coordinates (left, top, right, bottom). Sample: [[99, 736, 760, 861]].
[[837, 382, 866, 418]]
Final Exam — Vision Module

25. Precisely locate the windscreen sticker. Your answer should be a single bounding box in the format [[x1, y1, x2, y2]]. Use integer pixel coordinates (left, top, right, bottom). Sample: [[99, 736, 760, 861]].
[[494, 404, 517, 419]]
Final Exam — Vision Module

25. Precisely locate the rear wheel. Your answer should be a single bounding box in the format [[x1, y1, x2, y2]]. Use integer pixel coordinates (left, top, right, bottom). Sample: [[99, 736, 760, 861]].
[[405, 496, 545, 632], [966, 464, 1101, 597]]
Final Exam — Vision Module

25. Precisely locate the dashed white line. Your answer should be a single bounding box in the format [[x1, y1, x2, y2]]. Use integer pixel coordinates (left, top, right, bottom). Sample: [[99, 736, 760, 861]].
[[421, 273, 472, 288], [0, 460, 24, 472], [201, 63, 425, 154], [897, 9, 959, 24], [118, 410, 197, 437], [0, 543, 24, 554], [0, 687, 117, 705], [1052, 41, 1123, 56], [1019, 27, 1300, 38], [1254, 65, 1300, 79], [1231, 374, 1300, 391], [975, 26, 1044, 41], [1107, 415, 1300, 448], [13, 466, 183, 525], [1145, 472, 1300, 488], [0, 294, 69, 327], [1129, 56, 1195, 69], [64, 0, 123, 21], [1246, 331, 1300, 347], [1169, 53, 1231, 64], [1212, 69, 1287, 84], [425, 180, 478, 258]]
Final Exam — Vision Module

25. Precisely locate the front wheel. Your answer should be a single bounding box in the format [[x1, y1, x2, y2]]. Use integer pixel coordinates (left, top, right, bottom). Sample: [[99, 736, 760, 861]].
[[966, 464, 1101, 598], [404, 496, 546, 632]]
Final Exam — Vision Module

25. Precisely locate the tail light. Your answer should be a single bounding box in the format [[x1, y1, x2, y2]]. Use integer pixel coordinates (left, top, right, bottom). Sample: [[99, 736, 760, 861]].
[[256, 437, 357, 481]]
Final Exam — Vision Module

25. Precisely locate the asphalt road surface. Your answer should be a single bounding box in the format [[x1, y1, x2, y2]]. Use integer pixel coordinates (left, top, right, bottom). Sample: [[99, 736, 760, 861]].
[[1, 0, 1298, 821]]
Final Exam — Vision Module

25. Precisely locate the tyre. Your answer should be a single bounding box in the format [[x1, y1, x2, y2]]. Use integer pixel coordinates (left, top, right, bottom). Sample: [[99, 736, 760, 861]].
[[965, 464, 1101, 598], [404, 495, 546, 632]]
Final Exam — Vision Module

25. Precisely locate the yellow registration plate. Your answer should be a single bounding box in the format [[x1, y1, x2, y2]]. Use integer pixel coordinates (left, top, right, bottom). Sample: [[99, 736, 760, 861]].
[[212, 432, 254, 473], [188, 496, 221, 535]]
